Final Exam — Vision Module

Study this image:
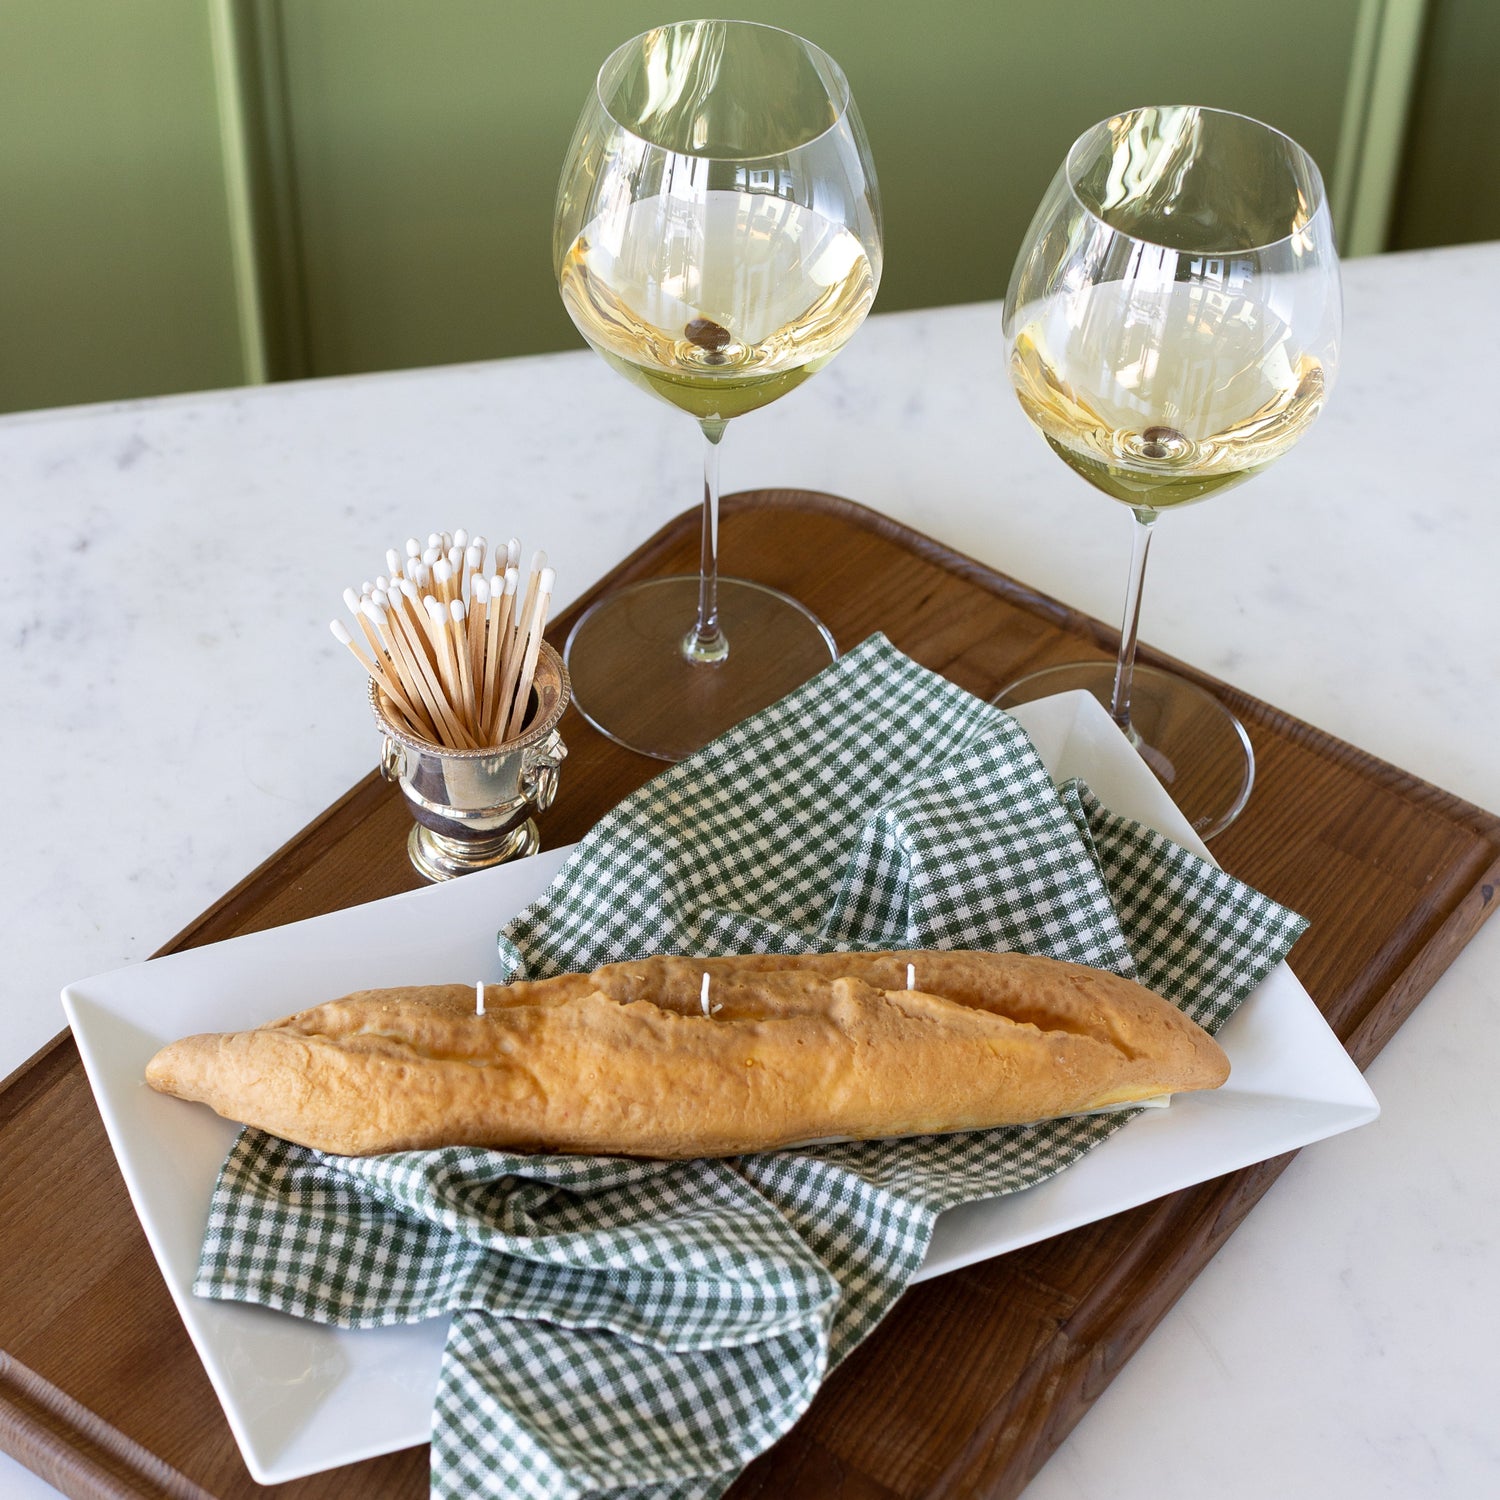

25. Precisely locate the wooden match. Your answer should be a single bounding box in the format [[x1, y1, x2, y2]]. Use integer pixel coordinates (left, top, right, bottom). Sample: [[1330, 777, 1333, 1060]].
[[332, 525, 555, 752]]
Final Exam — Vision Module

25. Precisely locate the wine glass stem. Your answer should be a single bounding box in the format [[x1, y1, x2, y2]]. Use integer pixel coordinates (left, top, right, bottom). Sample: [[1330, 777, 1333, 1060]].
[[684, 418, 730, 663], [1110, 507, 1158, 733]]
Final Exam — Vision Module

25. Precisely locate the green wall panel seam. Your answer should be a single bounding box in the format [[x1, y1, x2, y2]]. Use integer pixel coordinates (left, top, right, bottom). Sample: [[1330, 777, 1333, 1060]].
[[1334, 0, 1431, 255], [1332, 0, 1384, 246], [1352, 0, 1430, 254], [208, 0, 269, 385]]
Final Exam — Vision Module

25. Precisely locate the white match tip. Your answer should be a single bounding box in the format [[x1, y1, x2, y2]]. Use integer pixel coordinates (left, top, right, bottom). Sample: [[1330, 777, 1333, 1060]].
[[423, 546, 441, 565], [531, 549, 548, 572], [427, 532, 442, 549], [360, 599, 387, 623], [472, 574, 490, 604], [449, 599, 465, 623], [434, 558, 454, 583], [423, 596, 445, 622], [539, 567, 556, 593], [343, 587, 361, 612], [454, 527, 469, 548], [411, 563, 431, 588], [506, 538, 521, 565], [504, 566, 518, 594], [441, 531, 453, 550], [360, 580, 374, 596], [375, 574, 390, 593], [466, 543, 482, 569], [372, 588, 392, 610], [406, 538, 421, 557], [400, 577, 421, 602], [330, 620, 352, 644], [386, 550, 402, 573]]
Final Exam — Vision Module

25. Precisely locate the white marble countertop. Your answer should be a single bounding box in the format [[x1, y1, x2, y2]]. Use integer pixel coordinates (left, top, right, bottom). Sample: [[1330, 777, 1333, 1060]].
[[3, 241, 1497, 1499]]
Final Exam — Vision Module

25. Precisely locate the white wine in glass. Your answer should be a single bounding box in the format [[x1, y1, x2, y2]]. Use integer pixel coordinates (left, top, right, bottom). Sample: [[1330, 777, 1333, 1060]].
[[559, 193, 876, 425], [996, 106, 1341, 838], [555, 20, 883, 761]]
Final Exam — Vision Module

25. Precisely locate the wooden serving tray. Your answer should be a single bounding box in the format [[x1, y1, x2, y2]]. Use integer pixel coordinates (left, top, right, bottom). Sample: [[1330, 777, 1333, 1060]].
[[4, 490, 1498, 1500]]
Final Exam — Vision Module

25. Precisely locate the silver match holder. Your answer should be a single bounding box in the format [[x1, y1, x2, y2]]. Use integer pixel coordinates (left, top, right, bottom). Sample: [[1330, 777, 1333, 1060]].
[[370, 641, 570, 881]]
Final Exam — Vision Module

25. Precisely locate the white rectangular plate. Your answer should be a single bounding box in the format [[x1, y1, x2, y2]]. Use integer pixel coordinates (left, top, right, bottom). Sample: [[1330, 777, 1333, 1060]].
[[62, 690, 1377, 1485]]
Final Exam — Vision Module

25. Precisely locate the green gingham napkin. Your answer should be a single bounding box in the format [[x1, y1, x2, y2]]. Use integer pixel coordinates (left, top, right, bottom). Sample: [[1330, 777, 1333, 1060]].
[[195, 634, 1306, 1500]]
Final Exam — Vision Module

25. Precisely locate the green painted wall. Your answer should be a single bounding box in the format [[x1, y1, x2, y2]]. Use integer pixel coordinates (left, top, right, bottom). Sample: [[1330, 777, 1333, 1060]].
[[0, 0, 1400, 415], [272, 0, 1364, 380], [1389, 0, 1500, 249], [0, 0, 247, 413]]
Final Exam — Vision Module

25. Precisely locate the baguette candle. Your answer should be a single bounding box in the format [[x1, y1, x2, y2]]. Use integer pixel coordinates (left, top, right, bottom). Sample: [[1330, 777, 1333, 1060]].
[[144, 949, 1232, 1158]]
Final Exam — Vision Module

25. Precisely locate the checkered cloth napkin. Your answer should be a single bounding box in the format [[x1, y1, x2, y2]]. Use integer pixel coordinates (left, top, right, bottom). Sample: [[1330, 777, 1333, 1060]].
[[196, 634, 1306, 1500]]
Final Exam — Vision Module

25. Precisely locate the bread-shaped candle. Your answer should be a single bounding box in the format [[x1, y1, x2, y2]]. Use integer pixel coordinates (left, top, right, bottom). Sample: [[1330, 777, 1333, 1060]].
[[144, 950, 1229, 1158]]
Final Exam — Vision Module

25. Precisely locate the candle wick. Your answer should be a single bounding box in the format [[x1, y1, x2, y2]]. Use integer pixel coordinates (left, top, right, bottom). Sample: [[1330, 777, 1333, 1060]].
[[476, 980, 486, 1017], [701, 972, 711, 1016], [907, 963, 915, 991]]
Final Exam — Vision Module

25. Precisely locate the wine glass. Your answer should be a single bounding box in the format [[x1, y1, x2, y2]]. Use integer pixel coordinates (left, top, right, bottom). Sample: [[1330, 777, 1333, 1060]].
[[995, 106, 1341, 838], [554, 19, 882, 761]]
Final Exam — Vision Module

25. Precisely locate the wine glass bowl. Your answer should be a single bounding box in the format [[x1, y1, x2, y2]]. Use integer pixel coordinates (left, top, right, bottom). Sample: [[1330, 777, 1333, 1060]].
[[554, 20, 882, 760], [995, 106, 1341, 838]]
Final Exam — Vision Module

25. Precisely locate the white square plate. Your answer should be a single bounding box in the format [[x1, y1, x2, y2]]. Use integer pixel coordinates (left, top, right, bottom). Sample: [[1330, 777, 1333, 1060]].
[[62, 690, 1377, 1485]]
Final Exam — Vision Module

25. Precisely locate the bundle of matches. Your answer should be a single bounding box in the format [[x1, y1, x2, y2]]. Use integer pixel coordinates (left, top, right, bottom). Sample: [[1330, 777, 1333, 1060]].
[[330, 528, 555, 750]]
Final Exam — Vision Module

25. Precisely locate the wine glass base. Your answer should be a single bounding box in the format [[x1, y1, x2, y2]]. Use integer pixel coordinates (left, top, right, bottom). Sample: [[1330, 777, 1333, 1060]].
[[564, 576, 837, 762], [993, 661, 1254, 841]]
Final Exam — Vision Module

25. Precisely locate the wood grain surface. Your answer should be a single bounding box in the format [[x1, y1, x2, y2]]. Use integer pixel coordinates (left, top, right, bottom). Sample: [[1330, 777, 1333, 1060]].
[[3, 490, 1497, 1500]]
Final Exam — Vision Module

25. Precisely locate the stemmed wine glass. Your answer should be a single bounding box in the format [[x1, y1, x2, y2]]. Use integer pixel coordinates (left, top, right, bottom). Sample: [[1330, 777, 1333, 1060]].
[[995, 106, 1341, 838], [554, 19, 882, 761]]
